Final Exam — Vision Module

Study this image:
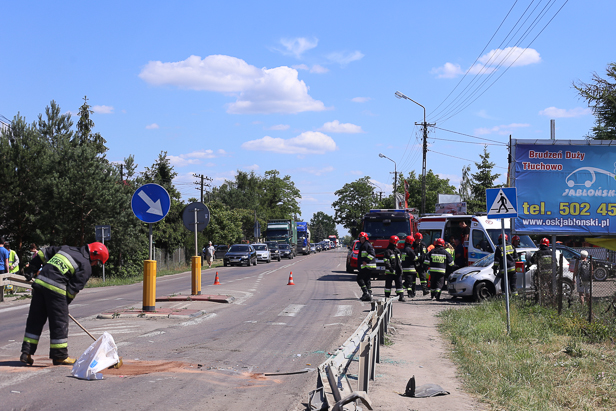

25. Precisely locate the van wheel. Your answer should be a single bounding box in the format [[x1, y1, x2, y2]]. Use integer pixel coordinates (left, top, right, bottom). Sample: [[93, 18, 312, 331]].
[[593, 267, 608, 282], [473, 281, 493, 302], [561, 279, 573, 299]]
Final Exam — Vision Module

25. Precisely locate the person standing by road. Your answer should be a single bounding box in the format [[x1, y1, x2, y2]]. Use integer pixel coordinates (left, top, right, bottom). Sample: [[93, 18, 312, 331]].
[[573, 250, 592, 305], [357, 232, 376, 301], [20, 242, 109, 366], [206, 241, 216, 268], [412, 233, 429, 296], [529, 238, 554, 303], [424, 238, 453, 301], [493, 234, 518, 296], [4, 242, 20, 295], [401, 236, 418, 298], [383, 236, 405, 302], [0, 237, 9, 274]]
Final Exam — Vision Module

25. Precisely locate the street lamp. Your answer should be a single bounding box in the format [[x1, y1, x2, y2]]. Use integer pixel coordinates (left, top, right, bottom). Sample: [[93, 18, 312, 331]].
[[395, 91, 430, 216], [378, 153, 397, 205]]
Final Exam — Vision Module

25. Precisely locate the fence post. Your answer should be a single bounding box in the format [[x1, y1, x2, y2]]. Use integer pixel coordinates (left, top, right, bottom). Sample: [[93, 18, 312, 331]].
[[589, 256, 593, 324], [558, 254, 563, 315]]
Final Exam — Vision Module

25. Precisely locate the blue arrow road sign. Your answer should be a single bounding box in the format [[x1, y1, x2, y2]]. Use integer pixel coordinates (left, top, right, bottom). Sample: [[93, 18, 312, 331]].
[[132, 183, 171, 223], [486, 187, 518, 219]]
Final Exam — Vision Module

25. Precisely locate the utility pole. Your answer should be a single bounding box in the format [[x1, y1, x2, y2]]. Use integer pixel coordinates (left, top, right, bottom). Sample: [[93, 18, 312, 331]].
[[193, 174, 212, 203]]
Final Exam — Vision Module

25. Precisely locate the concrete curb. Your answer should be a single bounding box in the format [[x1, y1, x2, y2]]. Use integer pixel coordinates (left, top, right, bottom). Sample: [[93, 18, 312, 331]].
[[156, 294, 235, 303]]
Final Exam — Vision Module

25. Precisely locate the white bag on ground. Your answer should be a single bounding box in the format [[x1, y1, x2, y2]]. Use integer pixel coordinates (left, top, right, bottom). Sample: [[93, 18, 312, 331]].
[[71, 331, 119, 380]]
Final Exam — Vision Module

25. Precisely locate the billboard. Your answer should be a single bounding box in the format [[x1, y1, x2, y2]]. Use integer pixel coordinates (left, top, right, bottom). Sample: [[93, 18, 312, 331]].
[[512, 139, 616, 235]]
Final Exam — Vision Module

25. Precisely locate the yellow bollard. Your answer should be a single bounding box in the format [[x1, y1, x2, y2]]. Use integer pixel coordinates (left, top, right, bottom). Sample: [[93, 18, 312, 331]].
[[192, 256, 202, 295], [143, 260, 157, 312]]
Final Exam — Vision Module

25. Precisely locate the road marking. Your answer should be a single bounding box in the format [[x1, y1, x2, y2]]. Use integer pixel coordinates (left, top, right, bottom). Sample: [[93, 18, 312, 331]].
[[0, 304, 30, 314], [278, 304, 305, 317], [324, 323, 345, 327], [180, 313, 217, 326], [139, 331, 166, 338], [0, 368, 52, 389], [334, 305, 353, 317], [270, 322, 287, 326]]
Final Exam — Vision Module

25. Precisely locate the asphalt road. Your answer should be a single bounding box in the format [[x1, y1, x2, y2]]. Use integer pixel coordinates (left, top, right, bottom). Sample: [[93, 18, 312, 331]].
[[0, 249, 371, 411]]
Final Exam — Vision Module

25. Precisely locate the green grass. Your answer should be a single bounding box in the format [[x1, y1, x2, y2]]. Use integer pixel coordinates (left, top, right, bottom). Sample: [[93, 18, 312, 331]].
[[439, 298, 616, 410], [86, 260, 224, 288]]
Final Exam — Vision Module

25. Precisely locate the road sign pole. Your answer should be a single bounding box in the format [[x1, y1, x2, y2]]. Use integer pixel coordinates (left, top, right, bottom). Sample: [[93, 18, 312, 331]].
[[149, 223, 153, 260], [192, 207, 201, 295], [501, 219, 511, 335]]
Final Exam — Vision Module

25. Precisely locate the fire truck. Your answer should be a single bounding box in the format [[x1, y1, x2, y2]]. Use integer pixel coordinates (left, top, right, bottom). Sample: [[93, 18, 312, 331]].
[[359, 209, 419, 279]]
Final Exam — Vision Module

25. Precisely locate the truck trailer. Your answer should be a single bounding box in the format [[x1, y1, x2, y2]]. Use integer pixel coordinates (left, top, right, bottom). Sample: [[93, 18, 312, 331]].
[[265, 219, 298, 255]]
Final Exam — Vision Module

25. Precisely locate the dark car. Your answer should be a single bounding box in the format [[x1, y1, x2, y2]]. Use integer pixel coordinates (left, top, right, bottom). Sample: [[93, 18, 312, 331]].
[[278, 244, 294, 259], [346, 240, 360, 273], [223, 244, 257, 267], [215, 245, 229, 260], [266, 242, 282, 262], [553, 245, 615, 281]]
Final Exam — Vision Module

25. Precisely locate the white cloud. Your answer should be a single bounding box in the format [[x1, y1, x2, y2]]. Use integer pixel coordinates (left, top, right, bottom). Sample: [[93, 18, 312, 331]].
[[437, 173, 461, 185], [326, 51, 364, 66], [293, 64, 310, 71], [268, 124, 290, 131], [301, 196, 319, 202], [352, 97, 371, 103], [475, 123, 530, 136], [539, 106, 591, 118], [299, 166, 335, 176], [244, 164, 260, 170], [370, 179, 391, 194], [241, 131, 337, 155], [319, 120, 364, 134], [92, 105, 114, 114], [432, 47, 540, 79], [310, 64, 329, 74], [167, 149, 225, 167], [349, 170, 363, 176], [476, 110, 495, 119], [139, 54, 328, 114], [280, 37, 318, 59], [146, 123, 159, 129]]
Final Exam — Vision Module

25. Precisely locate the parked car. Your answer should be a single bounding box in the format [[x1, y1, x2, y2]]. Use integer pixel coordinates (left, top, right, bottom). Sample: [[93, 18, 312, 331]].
[[310, 243, 317, 254], [214, 245, 229, 260], [553, 244, 614, 281], [266, 242, 282, 262], [278, 244, 294, 259], [252, 243, 271, 263], [223, 244, 257, 267], [315, 243, 322, 252], [447, 248, 574, 301], [346, 240, 360, 273]]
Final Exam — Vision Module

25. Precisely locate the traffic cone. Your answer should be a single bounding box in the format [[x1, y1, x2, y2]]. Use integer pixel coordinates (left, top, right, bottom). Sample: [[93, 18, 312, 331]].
[[287, 271, 295, 286], [214, 272, 221, 285]]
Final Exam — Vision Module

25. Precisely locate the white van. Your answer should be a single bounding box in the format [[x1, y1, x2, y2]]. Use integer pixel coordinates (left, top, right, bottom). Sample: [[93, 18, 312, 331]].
[[418, 214, 536, 266]]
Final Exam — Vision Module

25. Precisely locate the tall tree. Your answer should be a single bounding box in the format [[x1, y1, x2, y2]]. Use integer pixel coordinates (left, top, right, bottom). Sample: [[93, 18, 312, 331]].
[[574, 63, 616, 140], [458, 165, 473, 203], [310, 211, 338, 242], [399, 170, 457, 213], [467, 146, 500, 213], [332, 177, 378, 237]]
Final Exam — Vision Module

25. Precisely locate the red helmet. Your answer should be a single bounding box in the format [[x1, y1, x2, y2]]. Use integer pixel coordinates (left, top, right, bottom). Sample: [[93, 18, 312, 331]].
[[512, 235, 520, 243], [414, 232, 423, 241], [389, 235, 400, 244], [405, 235, 414, 244], [435, 238, 445, 247], [541, 238, 550, 246], [359, 232, 369, 240], [88, 242, 109, 264], [499, 234, 508, 242]]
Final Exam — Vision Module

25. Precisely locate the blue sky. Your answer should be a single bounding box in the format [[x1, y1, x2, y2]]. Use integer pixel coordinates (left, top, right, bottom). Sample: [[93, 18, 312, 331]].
[[2, 1, 613, 237]]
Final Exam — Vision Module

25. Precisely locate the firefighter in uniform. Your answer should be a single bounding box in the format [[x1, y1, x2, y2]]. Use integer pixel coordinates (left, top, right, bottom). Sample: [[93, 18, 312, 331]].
[[401, 236, 418, 297], [493, 234, 518, 295], [20, 242, 109, 366], [412, 233, 429, 295], [356, 232, 376, 302], [423, 238, 453, 301], [529, 238, 553, 303], [383, 236, 405, 301]]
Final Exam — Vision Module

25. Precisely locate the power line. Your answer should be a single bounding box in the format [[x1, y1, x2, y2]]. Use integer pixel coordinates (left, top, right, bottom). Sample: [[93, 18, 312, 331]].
[[434, 127, 508, 145], [431, 137, 504, 146], [428, 149, 508, 169]]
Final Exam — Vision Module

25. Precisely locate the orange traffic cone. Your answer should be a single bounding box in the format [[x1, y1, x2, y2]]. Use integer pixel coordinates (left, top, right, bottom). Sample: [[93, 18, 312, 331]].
[[214, 272, 221, 285], [287, 271, 295, 286]]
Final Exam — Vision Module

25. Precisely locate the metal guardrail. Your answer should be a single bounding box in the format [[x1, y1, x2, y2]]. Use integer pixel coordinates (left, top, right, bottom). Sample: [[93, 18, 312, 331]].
[[0, 272, 31, 289], [308, 298, 394, 411]]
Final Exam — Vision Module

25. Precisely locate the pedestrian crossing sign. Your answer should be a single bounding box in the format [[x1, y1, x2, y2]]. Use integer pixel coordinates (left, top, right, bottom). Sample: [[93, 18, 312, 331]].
[[486, 187, 518, 219]]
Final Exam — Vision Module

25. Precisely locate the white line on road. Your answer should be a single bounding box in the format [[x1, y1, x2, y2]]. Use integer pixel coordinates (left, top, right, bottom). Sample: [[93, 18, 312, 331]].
[[334, 305, 353, 317], [0, 304, 29, 314], [278, 304, 305, 317], [0, 368, 52, 389], [324, 323, 345, 327], [139, 331, 166, 338], [180, 313, 217, 326]]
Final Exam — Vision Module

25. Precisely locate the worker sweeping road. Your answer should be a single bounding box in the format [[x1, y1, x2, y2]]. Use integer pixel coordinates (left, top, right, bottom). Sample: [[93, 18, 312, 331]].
[[20, 242, 109, 366]]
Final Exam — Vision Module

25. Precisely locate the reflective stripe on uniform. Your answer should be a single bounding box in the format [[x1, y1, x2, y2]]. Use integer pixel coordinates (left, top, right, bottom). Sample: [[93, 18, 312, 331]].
[[37, 249, 48, 263], [23, 337, 39, 344], [50, 342, 68, 349], [50, 338, 68, 345], [430, 268, 446, 273], [34, 277, 67, 296], [47, 251, 77, 276], [24, 332, 40, 344]]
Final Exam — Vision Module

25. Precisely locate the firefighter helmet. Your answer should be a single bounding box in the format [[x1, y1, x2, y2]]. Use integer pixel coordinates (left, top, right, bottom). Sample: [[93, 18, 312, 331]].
[[405, 235, 414, 244], [512, 235, 520, 243], [88, 242, 109, 264], [541, 238, 550, 246], [359, 232, 369, 240], [498, 234, 508, 243], [435, 238, 445, 247], [414, 232, 423, 241], [389, 235, 400, 244]]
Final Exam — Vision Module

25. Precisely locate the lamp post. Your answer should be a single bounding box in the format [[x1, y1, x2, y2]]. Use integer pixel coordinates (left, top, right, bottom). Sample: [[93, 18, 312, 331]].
[[378, 153, 397, 206], [395, 91, 432, 216]]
